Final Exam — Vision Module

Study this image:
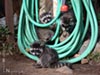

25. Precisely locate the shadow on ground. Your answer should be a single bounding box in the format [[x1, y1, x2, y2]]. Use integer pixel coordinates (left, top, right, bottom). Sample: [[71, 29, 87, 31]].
[[0, 54, 100, 75]]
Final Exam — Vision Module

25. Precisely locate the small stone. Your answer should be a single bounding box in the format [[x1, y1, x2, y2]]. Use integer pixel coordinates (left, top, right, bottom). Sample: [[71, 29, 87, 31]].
[[78, 39, 90, 55], [56, 66, 73, 75], [81, 59, 89, 64], [93, 43, 100, 53], [74, 54, 80, 58]]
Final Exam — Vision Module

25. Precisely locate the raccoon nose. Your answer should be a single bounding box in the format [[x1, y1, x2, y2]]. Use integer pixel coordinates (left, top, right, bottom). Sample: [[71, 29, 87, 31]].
[[46, 37, 50, 41]]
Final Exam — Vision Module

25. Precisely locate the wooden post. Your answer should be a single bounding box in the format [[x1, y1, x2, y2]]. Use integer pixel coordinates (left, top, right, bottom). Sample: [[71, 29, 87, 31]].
[[4, 0, 15, 43], [45, 0, 53, 12], [53, 0, 58, 17]]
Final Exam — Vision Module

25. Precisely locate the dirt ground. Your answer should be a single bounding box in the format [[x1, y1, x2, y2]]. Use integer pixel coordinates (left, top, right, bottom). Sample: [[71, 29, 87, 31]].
[[0, 54, 100, 75]]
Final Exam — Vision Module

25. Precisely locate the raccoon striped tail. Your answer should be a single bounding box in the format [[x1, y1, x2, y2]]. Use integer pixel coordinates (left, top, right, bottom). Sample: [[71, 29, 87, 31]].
[[50, 62, 72, 68]]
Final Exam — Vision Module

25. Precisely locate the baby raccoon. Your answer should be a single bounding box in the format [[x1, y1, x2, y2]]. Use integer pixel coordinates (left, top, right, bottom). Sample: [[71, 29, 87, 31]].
[[60, 9, 76, 33], [29, 41, 71, 68], [36, 12, 55, 42], [36, 28, 54, 42]]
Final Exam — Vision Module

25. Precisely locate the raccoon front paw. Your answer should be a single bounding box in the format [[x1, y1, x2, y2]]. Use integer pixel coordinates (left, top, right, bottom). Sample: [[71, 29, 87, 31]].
[[67, 63, 73, 69], [33, 64, 42, 68]]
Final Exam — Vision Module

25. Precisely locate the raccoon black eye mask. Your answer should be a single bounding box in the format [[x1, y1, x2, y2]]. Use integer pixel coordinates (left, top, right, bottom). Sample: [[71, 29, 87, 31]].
[[39, 12, 53, 24]]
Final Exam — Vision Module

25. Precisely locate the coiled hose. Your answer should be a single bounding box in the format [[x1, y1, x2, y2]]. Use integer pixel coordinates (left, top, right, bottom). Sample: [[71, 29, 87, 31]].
[[17, 0, 98, 63]]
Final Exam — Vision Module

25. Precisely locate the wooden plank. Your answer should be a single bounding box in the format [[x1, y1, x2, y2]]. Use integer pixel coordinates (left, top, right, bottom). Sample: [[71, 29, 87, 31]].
[[4, 0, 15, 43]]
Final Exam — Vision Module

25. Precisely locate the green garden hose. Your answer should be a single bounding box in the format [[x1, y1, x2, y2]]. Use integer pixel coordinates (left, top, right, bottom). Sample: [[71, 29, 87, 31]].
[[17, 0, 98, 63]]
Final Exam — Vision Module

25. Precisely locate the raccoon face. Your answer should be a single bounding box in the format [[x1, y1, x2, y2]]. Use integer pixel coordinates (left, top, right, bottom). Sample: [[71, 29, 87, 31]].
[[61, 16, 75, 27], [30, 41, 72, 68], [29, 41, 44, 56], [39, 12, 53, 24], [60, 10, 76, 31], [30, 48, 43, 56]]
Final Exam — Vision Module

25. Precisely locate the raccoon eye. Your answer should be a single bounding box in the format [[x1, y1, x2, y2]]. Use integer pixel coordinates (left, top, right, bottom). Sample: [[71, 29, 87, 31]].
[[48, 14, 51, 17], [62, 23, 68, 27], [47, 19, 50, 22], [31, 52, 35, 55], [30, 50, 35, 53], [30, 48, 33, 51], [70, 18, 74, 21], [45, 20, 47, 23], [36, 52, 40, 55], [62, 23, 65, 27], [30, 50, 35, 55], [69, 22, 75, 26]]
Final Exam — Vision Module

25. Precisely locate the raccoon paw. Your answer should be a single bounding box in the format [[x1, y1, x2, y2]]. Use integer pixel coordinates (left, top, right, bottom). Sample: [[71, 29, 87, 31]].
[[33, 64, 42, 68], [67, 63, 73, 69]]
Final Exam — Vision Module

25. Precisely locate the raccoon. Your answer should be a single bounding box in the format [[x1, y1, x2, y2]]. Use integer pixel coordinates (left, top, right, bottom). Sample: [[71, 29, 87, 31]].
[[36, 28, 54, 42], [39, 12, 56, 31], [36, 12, 55, 42], [60, 9, 76, 33], [29, 41, 71, 68]]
